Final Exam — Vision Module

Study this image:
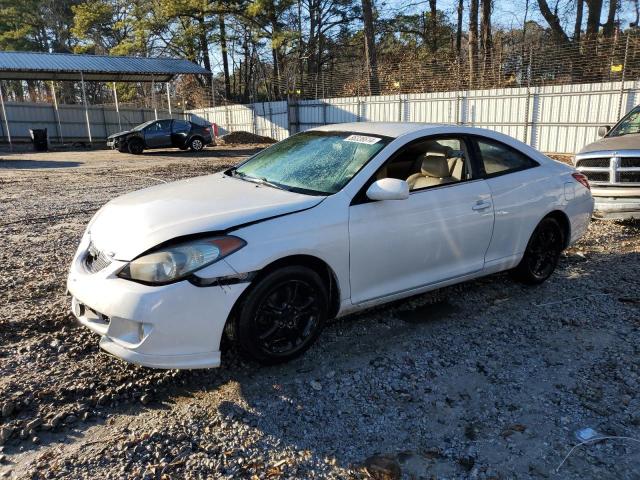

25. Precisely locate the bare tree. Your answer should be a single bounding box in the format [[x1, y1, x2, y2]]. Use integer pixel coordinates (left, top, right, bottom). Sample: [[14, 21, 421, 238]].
[[469, 0, 479, 86], [574, 0, 583, 41], [480, 0, 492, 80], [361, 0, 380, 94], [585, 0, 603, 39], [456, 0, 463, 55], [429, 0, 437, 52], [536, 0, 570, 42], [602, 0, 618, 36], [218, 13, 231, 99]]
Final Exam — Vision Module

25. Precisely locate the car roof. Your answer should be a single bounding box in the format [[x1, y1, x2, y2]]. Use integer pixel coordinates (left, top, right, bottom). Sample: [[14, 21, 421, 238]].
[[309, 122, 447, 138]]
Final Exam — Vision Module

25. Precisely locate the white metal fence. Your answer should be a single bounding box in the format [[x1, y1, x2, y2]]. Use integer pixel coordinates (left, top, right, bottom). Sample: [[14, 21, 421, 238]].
[[191, 81, 640, 154], [0, 101, 180, 143]]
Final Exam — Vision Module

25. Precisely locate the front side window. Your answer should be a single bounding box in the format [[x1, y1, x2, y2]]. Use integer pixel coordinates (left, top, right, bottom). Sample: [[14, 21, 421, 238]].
[[476, 139, 538, 176], [231, 131, 390, 195], [376, 136, 472, 191], [608, 106, 640, 137]]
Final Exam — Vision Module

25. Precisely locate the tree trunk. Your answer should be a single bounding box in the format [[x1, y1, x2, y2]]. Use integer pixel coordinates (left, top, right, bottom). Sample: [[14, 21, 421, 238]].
[[361, 0, 380, 95], [429, 0, 437, 52], [270, 11, 282, 99], [574, 0, 583, 41], [480, 0, 492, 85], [468, 0, 479, 87], [197, 15, 213, 105], [456, 0, 463, 55], [602, 0, 617, 37], [242, 30, 250, 102], [536, 0, 570, 43], [585, 0, 603, 39], [218, 14, 231, 99]]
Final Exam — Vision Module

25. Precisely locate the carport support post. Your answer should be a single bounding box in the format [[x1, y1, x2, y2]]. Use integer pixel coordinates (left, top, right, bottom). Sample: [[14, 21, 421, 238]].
[[211, 73, 216, 108], [51, 81, 63, 144], [80, 71, 92, 144], [112, 82, 122, 131], [0, 81, 13, 151], [151, 77, 158, 120], [166, 82, 172, 117]]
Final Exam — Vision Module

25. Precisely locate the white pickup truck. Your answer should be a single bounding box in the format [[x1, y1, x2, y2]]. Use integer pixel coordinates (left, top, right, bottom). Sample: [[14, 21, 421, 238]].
[[575, 106, 640, 219]]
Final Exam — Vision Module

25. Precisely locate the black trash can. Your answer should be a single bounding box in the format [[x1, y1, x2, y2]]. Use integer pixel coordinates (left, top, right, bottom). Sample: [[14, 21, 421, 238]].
[[29, 128, 48, 152]]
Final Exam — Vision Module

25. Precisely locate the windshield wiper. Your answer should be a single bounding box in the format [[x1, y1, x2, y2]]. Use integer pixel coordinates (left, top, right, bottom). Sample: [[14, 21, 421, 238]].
[[231, 170, 289, 191]]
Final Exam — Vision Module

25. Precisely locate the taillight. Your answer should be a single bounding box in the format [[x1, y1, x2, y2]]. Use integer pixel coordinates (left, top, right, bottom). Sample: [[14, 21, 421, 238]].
[[204, 127, 211, 133], [572, 172, 590, 190]]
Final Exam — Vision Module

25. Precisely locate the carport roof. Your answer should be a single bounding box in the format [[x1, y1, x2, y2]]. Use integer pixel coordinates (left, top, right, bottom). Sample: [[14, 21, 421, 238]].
[[0, 51, 210, 82]]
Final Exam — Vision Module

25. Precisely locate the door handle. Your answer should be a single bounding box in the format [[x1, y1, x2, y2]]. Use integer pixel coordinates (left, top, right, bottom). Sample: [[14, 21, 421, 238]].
[[472, 200, 492, 211]]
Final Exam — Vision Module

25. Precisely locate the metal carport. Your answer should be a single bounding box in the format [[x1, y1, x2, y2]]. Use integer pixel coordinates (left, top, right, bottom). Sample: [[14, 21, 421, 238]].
[[0, 51, 211, 149]]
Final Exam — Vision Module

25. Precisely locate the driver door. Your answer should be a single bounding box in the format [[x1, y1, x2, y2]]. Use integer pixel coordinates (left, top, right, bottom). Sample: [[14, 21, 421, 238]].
[[348, 135, 495, 304], [144, 120, 173, 148]]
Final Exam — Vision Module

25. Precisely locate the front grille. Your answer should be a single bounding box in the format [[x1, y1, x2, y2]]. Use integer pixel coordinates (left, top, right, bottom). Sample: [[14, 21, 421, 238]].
[[576, 153, 640, 186], [620, 157, 640, 167], [582, 171, 610, 182], [576, 157, 609, 168], [84, 243, 112, 273], [620, 172, 640, 183]]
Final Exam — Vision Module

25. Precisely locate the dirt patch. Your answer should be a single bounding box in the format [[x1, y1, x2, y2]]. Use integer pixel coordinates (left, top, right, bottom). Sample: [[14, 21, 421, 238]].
[[219, 130, 277, 145]]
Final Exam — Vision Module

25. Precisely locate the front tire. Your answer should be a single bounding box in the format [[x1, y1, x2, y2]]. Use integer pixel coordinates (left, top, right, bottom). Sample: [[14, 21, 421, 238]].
[[512, 217, 564, 285], [234, 266, 328, 365], [127, 138, 144, 155], [189, 137, 204, 152]]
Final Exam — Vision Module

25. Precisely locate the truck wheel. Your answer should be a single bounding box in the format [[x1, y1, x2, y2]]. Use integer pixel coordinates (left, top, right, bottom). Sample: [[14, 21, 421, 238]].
[[189, 137, 204, 152], [127, 138, 144, 155]]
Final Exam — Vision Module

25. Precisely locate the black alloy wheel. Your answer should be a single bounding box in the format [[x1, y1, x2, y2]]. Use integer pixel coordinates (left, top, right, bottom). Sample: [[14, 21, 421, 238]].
[[127, 138, 144, 155], [234, 266, 328, 364], [512, 217, 564, 285]]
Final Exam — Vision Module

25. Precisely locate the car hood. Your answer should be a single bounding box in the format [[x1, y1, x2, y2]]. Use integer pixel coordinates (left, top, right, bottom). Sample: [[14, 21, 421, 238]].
[[578, 133, 640, 154], [107, 130, 134, 140], [88, 173, 324, 261]]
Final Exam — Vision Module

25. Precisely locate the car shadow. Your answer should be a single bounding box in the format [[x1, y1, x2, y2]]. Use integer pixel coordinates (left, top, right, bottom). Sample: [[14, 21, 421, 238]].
[[0, 160, 83, 169]]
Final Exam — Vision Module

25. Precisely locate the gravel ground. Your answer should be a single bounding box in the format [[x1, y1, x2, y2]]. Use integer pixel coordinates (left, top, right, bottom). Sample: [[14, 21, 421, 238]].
[[0, 148, 639, 479]]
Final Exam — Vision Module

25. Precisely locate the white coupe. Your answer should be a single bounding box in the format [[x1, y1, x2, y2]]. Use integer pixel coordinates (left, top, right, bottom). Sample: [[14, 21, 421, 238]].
[[67, 123, 594, 369]]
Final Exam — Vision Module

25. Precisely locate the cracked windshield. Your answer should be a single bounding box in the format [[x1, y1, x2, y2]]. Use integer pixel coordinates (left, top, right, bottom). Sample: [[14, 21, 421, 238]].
[[232, 131, 389, 194]]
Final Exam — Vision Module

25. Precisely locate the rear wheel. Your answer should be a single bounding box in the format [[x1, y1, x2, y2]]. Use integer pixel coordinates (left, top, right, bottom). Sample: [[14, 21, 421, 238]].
[[512, 217, 564, 285], [127, 138, 144, 155], [189, 137, 204, 151], [234, 266, 328, 364]]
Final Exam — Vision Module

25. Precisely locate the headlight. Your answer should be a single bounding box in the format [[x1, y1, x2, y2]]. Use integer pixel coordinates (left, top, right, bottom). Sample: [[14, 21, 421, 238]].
[[118, 236, 246, 284]]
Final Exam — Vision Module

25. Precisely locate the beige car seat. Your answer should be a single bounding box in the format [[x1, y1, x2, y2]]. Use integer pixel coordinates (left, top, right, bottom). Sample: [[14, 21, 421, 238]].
[[406, 153, 456, 189]]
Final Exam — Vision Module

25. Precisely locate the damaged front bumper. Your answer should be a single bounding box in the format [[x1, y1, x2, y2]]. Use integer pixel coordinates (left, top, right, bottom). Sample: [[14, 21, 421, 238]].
[[67, 243, 250, 369]]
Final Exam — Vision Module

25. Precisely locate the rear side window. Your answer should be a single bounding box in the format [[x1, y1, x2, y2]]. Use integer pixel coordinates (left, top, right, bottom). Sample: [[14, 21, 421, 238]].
[[476, 139, 538, 176], [173, 120, 191, 133]]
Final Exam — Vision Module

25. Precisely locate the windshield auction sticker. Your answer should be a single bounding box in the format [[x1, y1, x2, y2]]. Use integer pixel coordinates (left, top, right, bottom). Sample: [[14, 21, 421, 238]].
[[344, 134, 381, 145]]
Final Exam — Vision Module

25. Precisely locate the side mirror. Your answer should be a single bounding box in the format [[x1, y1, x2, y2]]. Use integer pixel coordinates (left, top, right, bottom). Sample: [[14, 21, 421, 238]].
[[366, 178, 410, 201], [598, 125, 611, 137]]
